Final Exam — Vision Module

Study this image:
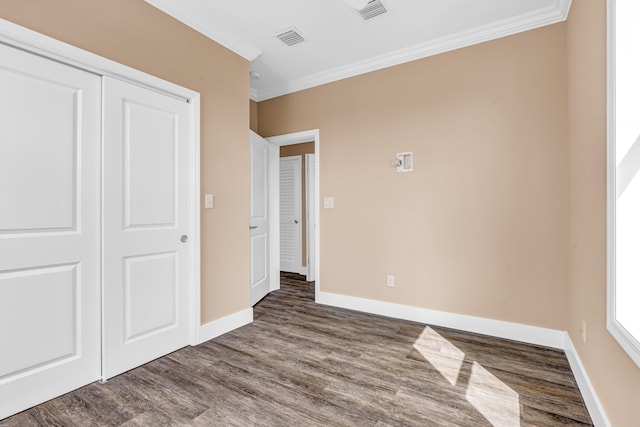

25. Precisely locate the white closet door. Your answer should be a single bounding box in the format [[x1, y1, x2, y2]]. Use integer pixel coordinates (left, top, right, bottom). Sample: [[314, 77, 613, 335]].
[[280, 156, 302, 273], [102, 77, 191, 379], [0, 44, 101, 419]]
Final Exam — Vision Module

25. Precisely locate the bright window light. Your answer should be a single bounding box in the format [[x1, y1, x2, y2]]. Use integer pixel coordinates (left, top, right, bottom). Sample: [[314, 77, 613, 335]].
[[607, 0, 640, 368]]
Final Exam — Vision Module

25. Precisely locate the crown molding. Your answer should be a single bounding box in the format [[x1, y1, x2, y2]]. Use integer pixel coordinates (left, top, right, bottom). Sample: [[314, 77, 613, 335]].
[[144, 0, 261, 61], [255, 0, 572, 101]]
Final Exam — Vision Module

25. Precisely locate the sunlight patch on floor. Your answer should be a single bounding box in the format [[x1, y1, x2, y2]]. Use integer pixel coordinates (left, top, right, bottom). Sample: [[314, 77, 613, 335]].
[[413, 326, 465, 386], [466, 362, 521, 427], [413, 327, 521, 426]]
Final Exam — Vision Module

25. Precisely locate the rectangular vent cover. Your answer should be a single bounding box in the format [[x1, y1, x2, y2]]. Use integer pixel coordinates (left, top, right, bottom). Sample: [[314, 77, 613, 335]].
[[359, 0, 387, 20], [276, 28, 305, 47]]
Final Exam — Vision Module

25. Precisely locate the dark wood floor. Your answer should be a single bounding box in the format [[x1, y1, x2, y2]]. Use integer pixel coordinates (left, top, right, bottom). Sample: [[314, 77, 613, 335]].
[[2, 273, 592, 426]]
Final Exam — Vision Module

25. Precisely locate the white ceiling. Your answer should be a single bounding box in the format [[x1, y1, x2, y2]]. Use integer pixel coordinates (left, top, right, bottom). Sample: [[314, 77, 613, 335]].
[[145, 0, 571, 101]]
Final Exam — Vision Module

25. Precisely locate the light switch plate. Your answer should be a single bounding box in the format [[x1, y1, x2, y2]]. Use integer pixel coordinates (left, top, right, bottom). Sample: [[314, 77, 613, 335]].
[[324, 197, 334, 209], [205, 194, 214, 209]]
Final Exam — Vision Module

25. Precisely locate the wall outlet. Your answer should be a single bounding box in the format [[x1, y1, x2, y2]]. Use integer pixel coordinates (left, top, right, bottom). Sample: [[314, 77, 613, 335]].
[[581, 320, 587, 344], [323, 197, 334, 209], [386, 274, 395, 288]]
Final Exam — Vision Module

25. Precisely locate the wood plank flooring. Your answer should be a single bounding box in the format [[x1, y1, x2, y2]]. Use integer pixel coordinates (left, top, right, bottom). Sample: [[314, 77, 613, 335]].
[[2, 273, 592, 426]]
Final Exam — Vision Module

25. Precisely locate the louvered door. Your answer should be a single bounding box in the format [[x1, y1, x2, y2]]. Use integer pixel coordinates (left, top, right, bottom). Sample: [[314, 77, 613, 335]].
[[279, 156, 302, 273]]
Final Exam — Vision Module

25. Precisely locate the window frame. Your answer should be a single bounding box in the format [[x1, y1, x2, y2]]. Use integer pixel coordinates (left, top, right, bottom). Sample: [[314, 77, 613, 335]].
[[606, 0, 640, 369]]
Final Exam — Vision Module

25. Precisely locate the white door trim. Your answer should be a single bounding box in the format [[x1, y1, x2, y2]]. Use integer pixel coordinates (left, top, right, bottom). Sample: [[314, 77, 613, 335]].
[[0, 19, 196, 103], [0, 18, 201, 347], [305, 153, 316, 282], [266, 130, 320, 296]]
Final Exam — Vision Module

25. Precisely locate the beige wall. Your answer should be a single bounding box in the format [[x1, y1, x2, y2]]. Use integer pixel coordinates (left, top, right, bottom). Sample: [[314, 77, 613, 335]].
[[280, 142, 315, 268], [250, 100, 259, 133], [0, 0, 250, 324], [7, 2, 638, 423], [259, 24, 569, 330], [567, 1, 640, 426]]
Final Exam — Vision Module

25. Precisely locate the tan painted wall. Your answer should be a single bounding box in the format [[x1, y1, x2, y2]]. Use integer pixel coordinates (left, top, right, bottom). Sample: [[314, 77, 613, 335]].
[[567, 1, 640, 426], [259, 24, 569, 330], [280, 142, 315, 268], [1, 0, 250, 324], [8, 1, 636, 423], [250, 100, 259, 133]]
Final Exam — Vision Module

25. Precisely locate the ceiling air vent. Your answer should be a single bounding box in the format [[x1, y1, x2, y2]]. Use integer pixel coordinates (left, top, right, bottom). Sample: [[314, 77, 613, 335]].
[[358, 0, 387, 20], [276, 27, 305, 47]]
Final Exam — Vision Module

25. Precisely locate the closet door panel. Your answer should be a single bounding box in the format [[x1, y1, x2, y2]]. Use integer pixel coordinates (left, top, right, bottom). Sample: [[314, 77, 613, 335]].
[[0, 43, 101, 420], [124, 101, 177, 228], [102, 76, 191, 380], [0, 70, 77, 231]]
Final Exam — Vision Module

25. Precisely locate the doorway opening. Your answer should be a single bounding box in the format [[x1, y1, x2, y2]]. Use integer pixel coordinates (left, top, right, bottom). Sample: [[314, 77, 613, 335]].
[[279, 143, 315, 280], [267, 130, 320, 299]]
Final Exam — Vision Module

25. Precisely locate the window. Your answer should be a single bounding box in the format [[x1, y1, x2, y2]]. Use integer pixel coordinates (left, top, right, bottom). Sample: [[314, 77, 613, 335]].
[[607, 0, 640, 368]]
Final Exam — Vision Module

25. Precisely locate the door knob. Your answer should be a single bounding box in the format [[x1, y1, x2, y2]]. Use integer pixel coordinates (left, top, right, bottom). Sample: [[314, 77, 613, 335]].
[[294, 219, 299, 224], [180, 235, 188, 243], [249, 225, 258, 230]]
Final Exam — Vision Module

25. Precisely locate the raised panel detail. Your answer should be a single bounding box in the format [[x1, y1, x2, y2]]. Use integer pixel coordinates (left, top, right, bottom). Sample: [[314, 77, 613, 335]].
[[124, 252, 178, 342], [0, 69, 78, 233], [0, 264, 78, 380], [124, 102, 177, 229], [250, 143, 268, 219], [250, 234, 267, 285]]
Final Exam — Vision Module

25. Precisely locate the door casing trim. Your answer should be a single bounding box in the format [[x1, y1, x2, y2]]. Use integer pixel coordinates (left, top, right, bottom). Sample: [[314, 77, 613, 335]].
[[266, 130, 320, 298]]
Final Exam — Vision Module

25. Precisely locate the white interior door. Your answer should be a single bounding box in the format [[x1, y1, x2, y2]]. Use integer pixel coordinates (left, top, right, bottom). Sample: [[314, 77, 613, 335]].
[[280, 156, 302, 274], [0, 44, 101, 418], [102, 77, 191, 380], [250, 131, 271, 305], [305, 153, 316, 282]]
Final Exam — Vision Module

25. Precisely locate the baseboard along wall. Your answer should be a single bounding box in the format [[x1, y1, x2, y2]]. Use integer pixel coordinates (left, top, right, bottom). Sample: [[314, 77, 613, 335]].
[[197, 308, 253, 345], [195, 292, 610, 426], [563, 334, 611, 427], [316, 291, 565, 348], [316, 290, 611, 427]]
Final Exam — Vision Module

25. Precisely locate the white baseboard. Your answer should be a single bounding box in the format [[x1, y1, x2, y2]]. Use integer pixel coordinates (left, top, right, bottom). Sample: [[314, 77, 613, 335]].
[[564, 334, 611, 427], [316, 291, 566, 349], [299, 266, 308, 275], [193, 293, 610, 426], [316, 290, 611, 425], [196, 308, 253, 345]]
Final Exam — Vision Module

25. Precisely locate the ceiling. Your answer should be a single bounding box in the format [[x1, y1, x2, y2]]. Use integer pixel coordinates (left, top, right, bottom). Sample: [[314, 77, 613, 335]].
[[145, 0, 571, 101]]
